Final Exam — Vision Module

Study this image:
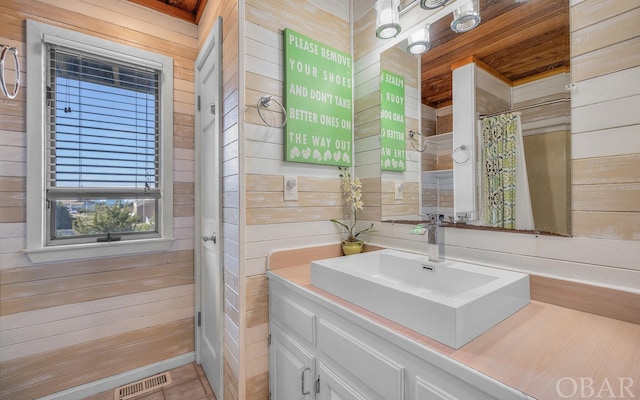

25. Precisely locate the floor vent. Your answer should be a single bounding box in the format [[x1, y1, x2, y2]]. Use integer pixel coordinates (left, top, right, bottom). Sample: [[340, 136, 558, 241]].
[[114, 372, 172, 400]]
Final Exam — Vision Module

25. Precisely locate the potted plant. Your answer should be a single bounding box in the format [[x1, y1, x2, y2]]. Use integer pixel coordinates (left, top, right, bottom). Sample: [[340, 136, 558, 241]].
[[331, 167, 374, 255]]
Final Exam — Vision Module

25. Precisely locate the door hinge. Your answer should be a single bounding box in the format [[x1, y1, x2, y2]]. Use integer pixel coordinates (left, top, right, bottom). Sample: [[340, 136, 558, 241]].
[[268, 334, 271, 346], [316, 377, 320, 394], [197, 95, 201, 111], [197, 311, 201, 327]]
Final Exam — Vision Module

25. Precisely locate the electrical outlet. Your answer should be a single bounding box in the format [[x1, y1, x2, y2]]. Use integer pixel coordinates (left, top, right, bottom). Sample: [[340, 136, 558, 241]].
[[284, 176, 298, 200], [395, 181, 404, 200]]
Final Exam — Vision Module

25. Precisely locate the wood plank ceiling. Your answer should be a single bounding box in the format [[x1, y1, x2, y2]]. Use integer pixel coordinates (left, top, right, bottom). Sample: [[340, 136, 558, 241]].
[[421, 0, 570, 108], [128, 0, 209, 23]]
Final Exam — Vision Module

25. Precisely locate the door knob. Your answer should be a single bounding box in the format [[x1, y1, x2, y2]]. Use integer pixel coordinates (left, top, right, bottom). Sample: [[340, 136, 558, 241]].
[[202, 233, 216, 243]]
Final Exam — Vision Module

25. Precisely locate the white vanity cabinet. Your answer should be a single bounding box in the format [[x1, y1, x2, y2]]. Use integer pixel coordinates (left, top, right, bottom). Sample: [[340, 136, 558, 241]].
[[268, 274, 531, 400]]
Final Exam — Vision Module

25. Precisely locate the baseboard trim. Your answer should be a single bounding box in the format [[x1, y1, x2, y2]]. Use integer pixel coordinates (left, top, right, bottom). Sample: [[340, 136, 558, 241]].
[[36, 352, 196, 400]]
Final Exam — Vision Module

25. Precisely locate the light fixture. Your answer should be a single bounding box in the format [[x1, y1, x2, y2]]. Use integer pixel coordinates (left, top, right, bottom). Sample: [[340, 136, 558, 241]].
[[420, 0, 450, 10], [451, 0, 481, 33], [375, 0, 401, 39], [406, 24, 430, 55]]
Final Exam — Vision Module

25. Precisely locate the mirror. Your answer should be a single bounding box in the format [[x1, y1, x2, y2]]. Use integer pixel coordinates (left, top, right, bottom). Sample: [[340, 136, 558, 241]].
[[378, 0, 571, 236]]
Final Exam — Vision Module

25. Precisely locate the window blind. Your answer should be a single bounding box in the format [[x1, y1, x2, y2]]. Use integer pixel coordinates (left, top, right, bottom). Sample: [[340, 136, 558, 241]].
[[46, 44, 161, 199]]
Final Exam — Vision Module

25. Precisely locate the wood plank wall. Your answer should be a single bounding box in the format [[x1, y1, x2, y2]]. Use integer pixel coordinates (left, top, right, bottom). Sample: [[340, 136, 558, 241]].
[[241, 1, 350, 399], [570, 0, 640, 241], [0, 0, 199, 398], [197, 1, 240, 400]]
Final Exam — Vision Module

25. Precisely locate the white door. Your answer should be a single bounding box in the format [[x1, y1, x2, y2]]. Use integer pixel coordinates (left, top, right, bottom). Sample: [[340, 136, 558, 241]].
[[195, 16, 223, 398]]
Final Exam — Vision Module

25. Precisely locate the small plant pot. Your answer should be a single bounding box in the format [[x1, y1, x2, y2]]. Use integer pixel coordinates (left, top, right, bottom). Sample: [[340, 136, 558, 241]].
[[341, 240, 364, 255]]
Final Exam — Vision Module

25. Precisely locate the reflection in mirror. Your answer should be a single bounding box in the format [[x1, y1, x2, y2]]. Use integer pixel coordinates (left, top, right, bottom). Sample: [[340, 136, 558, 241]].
[[478, 69, 570, 235], [380, 42, 421, 220], [447, 58, 571, 235], [378, 0, 571, 236]]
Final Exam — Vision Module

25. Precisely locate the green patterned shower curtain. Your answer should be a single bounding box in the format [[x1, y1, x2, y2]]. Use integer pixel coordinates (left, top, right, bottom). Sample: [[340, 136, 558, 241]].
[[480, 113, 520, 229]]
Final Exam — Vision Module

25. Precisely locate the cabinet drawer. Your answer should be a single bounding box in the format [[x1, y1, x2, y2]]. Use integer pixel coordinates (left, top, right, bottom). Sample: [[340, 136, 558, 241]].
[[318, 320, 404, 400], [271, 289, 316, 345]]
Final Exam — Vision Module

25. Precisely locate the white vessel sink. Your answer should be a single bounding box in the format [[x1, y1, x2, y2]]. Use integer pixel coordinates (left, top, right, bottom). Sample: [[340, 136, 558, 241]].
[[310, 249, 530, 349]]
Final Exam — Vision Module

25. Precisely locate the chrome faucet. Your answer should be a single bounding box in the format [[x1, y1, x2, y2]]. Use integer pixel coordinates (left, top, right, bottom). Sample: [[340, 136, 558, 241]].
[[427, 220, 444, 262]]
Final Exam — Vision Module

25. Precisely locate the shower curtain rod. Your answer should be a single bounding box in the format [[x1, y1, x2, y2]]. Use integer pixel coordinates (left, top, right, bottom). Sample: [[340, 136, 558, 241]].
[[478, 98, 569, 119]]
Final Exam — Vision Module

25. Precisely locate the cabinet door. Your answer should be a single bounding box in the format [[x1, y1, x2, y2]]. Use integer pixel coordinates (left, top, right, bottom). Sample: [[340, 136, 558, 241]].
[[270, 322, 316, 400], [317, 362, 368, 400]]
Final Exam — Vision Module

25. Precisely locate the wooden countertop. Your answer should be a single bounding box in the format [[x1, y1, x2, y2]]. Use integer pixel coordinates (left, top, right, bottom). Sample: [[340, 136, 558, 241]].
[[269, 261, 640, 400]]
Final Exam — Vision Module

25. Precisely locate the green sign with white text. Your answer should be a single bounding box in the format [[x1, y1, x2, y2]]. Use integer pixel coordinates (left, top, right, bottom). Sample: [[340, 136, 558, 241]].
[[284, 28, 353, 166], [380, 70, 406, 171]]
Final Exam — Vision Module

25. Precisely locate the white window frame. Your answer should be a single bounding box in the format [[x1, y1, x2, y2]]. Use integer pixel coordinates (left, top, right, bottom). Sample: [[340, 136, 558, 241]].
[[25, 20, 174, 263]]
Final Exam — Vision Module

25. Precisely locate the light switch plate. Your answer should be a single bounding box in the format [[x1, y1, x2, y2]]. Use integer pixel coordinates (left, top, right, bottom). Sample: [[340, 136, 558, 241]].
[[284, 176, 298, 200], [395, 181, 404, 200]]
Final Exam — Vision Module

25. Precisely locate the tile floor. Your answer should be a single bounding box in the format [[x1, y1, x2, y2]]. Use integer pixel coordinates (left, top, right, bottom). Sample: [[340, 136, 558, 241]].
[[83, 363, 216, 400]]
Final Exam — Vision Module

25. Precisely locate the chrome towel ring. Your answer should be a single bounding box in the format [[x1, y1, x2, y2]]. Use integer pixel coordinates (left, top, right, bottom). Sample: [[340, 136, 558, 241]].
[[452, 144, 470, 164], [1, 45, 20, 99], [257, 95, 287, 128], [408, 129, 426, 152]]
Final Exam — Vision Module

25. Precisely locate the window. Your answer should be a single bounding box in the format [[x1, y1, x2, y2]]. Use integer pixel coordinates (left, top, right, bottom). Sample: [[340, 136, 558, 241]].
[[26, 20, 174, 263]]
